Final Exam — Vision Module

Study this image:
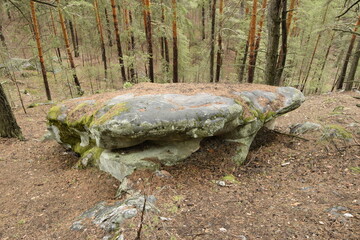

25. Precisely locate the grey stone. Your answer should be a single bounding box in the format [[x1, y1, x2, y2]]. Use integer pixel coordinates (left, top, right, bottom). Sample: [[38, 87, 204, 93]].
[[48, 84, 305, 179], [290, 122, 322, 134]]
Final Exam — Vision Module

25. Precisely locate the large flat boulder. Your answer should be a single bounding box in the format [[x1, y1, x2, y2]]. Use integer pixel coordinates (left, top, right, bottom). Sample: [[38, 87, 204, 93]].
[[47, 83, 304, 181]]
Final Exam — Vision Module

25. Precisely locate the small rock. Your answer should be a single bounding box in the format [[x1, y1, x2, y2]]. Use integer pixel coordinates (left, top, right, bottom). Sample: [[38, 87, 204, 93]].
[[71, 220, 84, 231], [159, 216, 172, 221], [154, 170, 172, 178], [319, 221, 325, 225], [237, 235, 247, 240], [356, 104, 360, 108], [216, 180, 226, 187], [219, 227, 227, 232], [290, 122, 322, 134], [281, 162, 291, 167], [343, 213, 354, 218]]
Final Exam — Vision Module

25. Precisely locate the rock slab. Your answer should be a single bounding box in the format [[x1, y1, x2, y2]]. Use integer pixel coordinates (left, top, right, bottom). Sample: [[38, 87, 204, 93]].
[[47, 83, 304, 181]]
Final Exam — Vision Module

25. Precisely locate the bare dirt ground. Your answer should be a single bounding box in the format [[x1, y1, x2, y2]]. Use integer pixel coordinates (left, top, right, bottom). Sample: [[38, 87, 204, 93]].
[[0, 85, 359, 239]]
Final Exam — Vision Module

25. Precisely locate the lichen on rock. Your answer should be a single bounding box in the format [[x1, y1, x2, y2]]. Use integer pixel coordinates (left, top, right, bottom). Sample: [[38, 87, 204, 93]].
[[47, 83, 305, 180]]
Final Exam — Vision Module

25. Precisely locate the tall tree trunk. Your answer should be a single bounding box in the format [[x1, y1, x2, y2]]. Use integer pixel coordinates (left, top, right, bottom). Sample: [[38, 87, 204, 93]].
[[110, 0, 127, 83], [247, 0, 258, 83], [300, 3, 329, 91], [202, 2, 206, 40], [345, 37, 360, 91], [172, 0, 178, 83], [0, 83, 23, 139], [336, 16, 360, 90], [68, 20, 79, 58], [264, 0, 281, 86], [238, 40, 249, 82], [286, 0, 296, 31], [274, 0, 288, 86], [128, 10, 137, 82], [315, 32, 335, 93], [30, 0, 51, 100], [93, 0, 108, 80], [56, 0, 82, 95], [209, 0, 217, 82], [142, 0, 154, 82], [104, 7, 113, 47], [215, 0, 224, 83], [252, 0, 267, 78], [160, 1, 170, 72], [50, 9, 62, 62]]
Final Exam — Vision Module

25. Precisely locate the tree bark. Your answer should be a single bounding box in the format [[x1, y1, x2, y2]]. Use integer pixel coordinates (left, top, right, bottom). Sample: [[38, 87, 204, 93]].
[[104, 7, 113, 47], [264, 0, 281, 86], [142, 0, 154, 82], [0, 83, 23, 139], [160, 0, 170, 72], [172, 0, 178, 83], [215, 0, 224, 83], [68, 20, 79, 58], [209, 0, 217, 82], [93, 0, 108, 80], [110, 0, 127, 83], [274, 0, 287, 86], [56, 0, 82, 95], [345, 37, 360, 91], [252, 0, 267, 80], [247, 0, 258, 83], [30, 0, 52, 100], [336, 16, 360, 90], [202, 2, 206, 40], [50, 9, 62, 62]]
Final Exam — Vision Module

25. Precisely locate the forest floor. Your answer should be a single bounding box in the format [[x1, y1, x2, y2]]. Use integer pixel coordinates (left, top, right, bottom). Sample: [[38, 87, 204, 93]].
[[0, 82, 360, 240]]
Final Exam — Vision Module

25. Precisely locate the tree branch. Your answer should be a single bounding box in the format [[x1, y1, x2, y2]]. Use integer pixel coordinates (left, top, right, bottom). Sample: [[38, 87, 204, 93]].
[[336, 0, 360, 18], [7, 0, 32, 25], [332, 28, 360, 36], [31, 0, 57, 8]]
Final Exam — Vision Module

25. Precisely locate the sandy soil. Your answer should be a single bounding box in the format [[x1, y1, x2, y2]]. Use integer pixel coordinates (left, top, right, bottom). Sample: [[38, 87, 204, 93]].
[[0, 85, 359, 239]]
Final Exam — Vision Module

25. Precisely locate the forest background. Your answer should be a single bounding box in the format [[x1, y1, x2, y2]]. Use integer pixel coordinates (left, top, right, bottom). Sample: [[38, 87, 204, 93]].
[[0, 0, 359, 104]]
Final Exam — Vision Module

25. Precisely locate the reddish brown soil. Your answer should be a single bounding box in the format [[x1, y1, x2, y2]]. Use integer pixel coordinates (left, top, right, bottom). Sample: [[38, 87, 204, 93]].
[[1, 86, 359, 239]]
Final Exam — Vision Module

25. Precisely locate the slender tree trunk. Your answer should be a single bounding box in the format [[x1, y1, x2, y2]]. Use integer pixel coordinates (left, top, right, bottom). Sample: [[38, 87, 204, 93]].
[[215, 0, 224, 83], [336, 16, 360, 90], [30, 0, 51, 100], [172, 0, 178, 83], [315, 31, 335, 93], [56, 0, 82, 95], [252, 0, 267, 77], [0, 24, 8, 49], [0, 83, 23, 139], [238, 40, 249, 82], [264, 0, 281, 86], [300, 4, 329, 91], [247, 0, 258, 83], [274, 0, 288, 86], [73, 18, 80, 58], [160, 1, 170, 72], [110, 0, 127, 83], [68, 20, 79, 58], [202, 2, 206, 40], [286, 0, 296, 32], [104, 7, 113, 47], [143, 0, 154, 82], [128, 10, 137, 82], [93, 0, 108, 80], [209, 0, 217, 82], [345, 37, 360, 91], [50, 9, 62, 62]]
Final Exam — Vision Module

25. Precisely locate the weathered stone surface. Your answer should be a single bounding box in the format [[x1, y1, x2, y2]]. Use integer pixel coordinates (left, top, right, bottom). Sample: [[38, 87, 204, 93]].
[[47, 83, 304, 181]]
